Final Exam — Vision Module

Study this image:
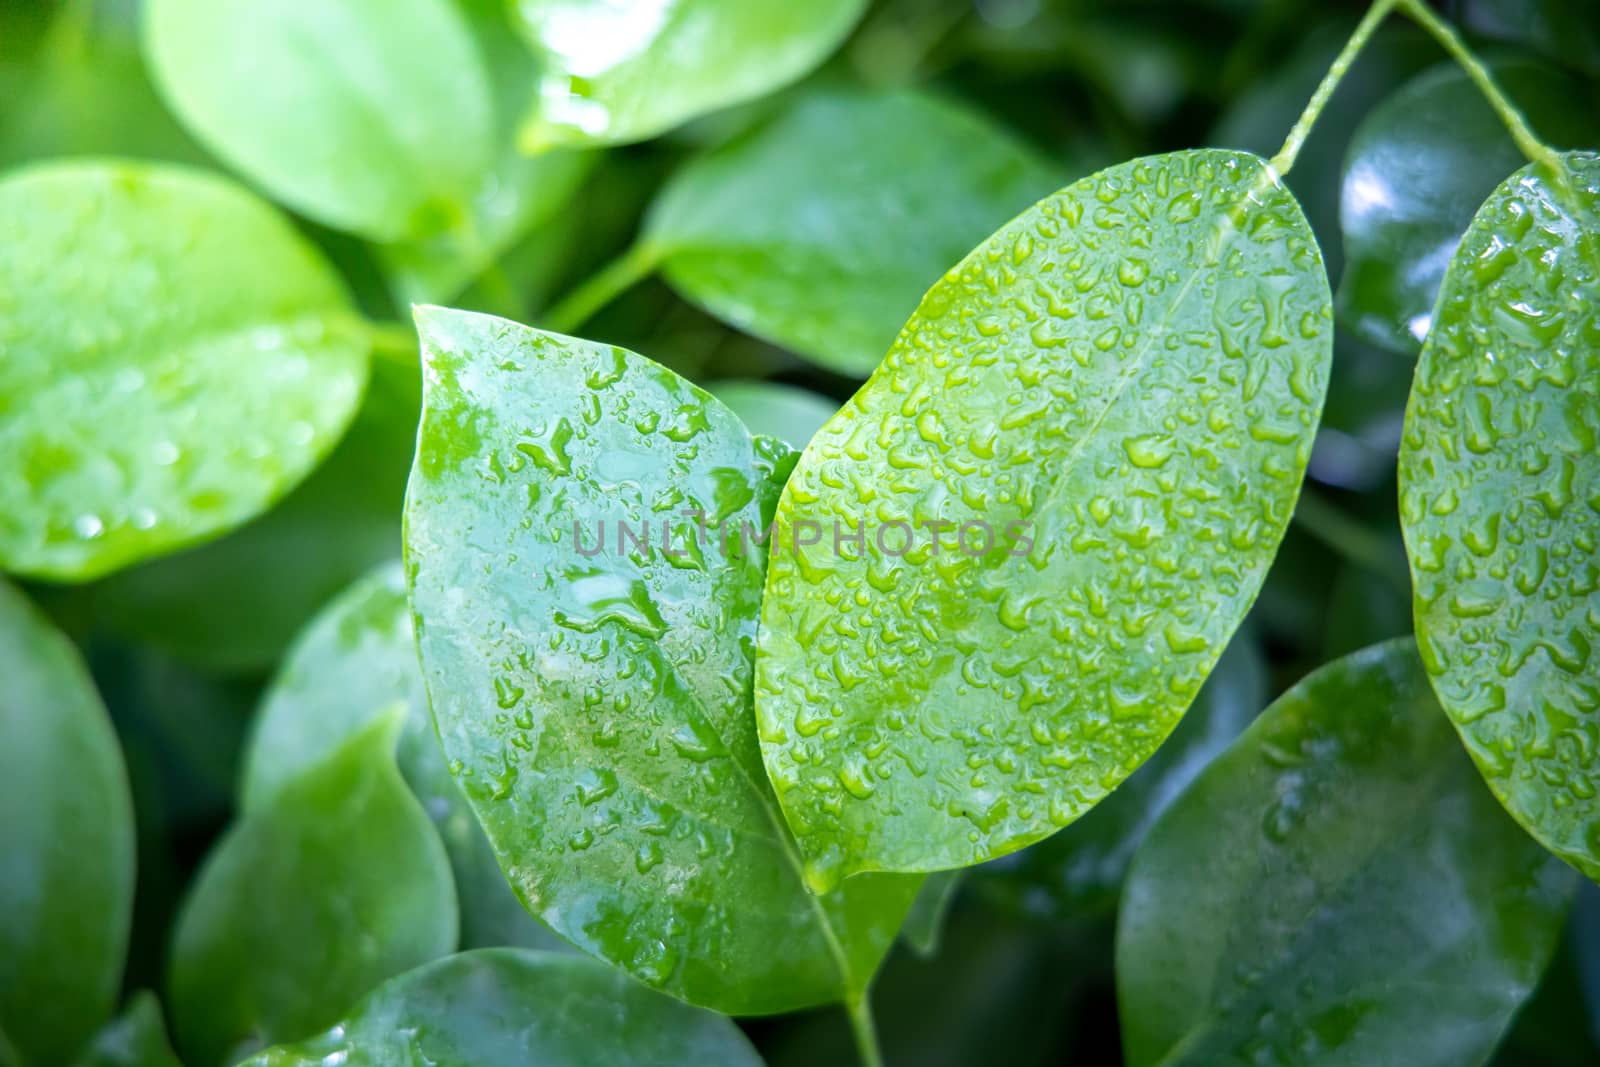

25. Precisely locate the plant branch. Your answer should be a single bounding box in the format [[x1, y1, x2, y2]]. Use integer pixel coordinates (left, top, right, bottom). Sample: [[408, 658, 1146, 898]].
[[540, 242, 661, 337], [1270, 0, 1399, 176], [845, 992, 885, 1067], [363, 320, 420, 367], [1394, 0, 1566, 176], [1292, 488, 1410, 589]]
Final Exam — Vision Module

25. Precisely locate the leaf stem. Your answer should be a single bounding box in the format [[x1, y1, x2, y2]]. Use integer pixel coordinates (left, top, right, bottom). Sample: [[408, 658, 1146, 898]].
[[1393, 0, 1566, 176], [364, 320, 420, 367], [845, 992, 885, 1067], [540, 242, 661, 337], [1269, 0, 1399, 176], [1292, 489, 1409, 589]]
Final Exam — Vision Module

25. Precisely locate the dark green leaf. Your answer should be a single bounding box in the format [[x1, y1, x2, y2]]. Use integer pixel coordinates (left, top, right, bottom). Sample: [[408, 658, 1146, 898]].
[[242, 561, 562, 952], [755, 149, 1333, 886], [0, 160, 367, 581], [1399, 152, 1600, 881], [1117, 639, 1573, 1067], [979, 635, 1266, 919], [1338, 60, 1600, 354], [513, 0, 868, 149], [0, 579, 135, 1066], [74, 992, 183, 1067], [92, 356, 417, 673], [404, 307, 920, 1012], [648, 89, 1061, 375], [168, 711, 457, 1066], [707, 381, 839, 451], [241, 949, 762, 1066], [1462, 0, 1600, 75], [143, 0, 494, 241]]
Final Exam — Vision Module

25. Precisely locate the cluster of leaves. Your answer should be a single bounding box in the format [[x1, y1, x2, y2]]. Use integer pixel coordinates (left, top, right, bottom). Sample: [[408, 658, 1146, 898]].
[[1, 0, 1597, 1065]]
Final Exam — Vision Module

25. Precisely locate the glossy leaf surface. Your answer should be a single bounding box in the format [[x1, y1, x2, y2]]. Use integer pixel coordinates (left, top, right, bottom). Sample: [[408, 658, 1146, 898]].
[[144, 0, 494, 241], [708, 380, 839, 450], [1117, 639, 1573, 1066], [982, 636, 1267, 918], [1399, 153, 1600, 881], [242, 561, 560, 951], [1339, 60, 1599, 354], [756, 149, 1333, 885], [169, 711, 456, 1066], [514, 0, 866, 149], [75, 993, 183, 1067], [404, 307, 919, 1013], [0, 160, 366, 581], [93, 356, 418, 673], [0, 579, 135, 1066], [649, 89, 1061, 375], [242, 949, 762, 1067]]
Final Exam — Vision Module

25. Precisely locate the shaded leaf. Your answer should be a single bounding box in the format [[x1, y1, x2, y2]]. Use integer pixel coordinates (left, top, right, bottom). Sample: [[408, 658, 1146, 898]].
[[755, 149, 1332, 886], [1117, 639, 1573, 1067], [242, 949, 761, 1067], [143, 0, 494, 241], [1399, 152, 1600, 881], [979, 634, 1267, 919], [168, 711, 456, 1066], [902, 871, 963, 958], [514, 0, 867, 149], [1462, 0, 1600, 75], [404, 307, 919, 1013], [241, 561, 562, 952], [648, 89, 1061, 375], [1338, 59, 1600, 354], [0, 579, 135, 1066], [75, 992, 183, 1067], [0, 160, 367, 581], [707, 380, 839, 451]]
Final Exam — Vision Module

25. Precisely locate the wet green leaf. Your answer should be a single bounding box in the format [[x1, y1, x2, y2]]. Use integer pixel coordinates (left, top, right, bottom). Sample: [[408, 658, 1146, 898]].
[[404, 307, 920, 1013], [242, 561, 562, 952], [0, 160, 367, 581], [1117, 639, 1574, 1067], [648, 89, 1061, 375], [241, 949, 761, 1067], [756, 149, 1333, 886], [169, 711, 457, 1066], [707, 380, 839, 451], [143, 0, 494, 241], [75, 992, 182, 1067], [1338, 60, 1600, 354], [1399, 152, 1600, 881], [979, 635, 1267, 919], [92, 356, 417, 673], [0, 579, 135, 1066], [513, 0, 867, 149]]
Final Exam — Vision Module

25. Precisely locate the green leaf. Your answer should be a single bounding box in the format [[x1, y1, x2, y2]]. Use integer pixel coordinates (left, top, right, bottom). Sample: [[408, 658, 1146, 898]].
[[375, 0, 592, 305], [707, 380, 839, 450], [242, 561, 562, 952], [647, 89, 1061, 376], [513, 0, 867, 149], [0, 159, 367, 582], [74, 992, 183, 1067], [1116, 639, 1574, 1067], [0, 579, 135, 1066], [143, 0, 494, 242], [1462, 0, 1600, 75], [755, 148, 1333, 886], [404, 307, 920, 1013], [168, 710, 457, 1066], [1338, 60, 1600, 355], [979, 635, 1267, 919], [240, 948, 762, 1066], [1398, 152, 1600, 881], [91, 355, 418, 673]]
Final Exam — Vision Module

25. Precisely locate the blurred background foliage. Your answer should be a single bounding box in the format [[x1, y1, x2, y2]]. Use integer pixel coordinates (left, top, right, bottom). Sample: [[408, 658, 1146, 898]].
[[4, 0, 1599, 1062]]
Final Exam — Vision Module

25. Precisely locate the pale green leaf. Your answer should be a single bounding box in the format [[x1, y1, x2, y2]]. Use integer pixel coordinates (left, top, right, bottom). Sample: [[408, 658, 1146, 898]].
[[0, 160, 367, 581], [707, 380, 839, 451], [1399, 152, 1600, 881], [756, 149, 1333, 886], [404, 307, 920, 1013]]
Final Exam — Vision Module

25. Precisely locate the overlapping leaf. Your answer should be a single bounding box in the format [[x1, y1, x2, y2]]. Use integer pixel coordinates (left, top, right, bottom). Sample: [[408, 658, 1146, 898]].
[[756, 149, 1333, 886]]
